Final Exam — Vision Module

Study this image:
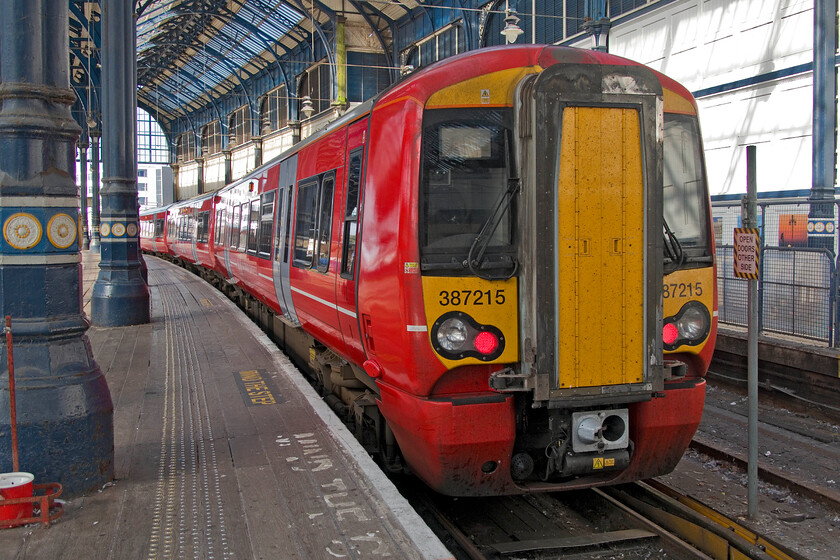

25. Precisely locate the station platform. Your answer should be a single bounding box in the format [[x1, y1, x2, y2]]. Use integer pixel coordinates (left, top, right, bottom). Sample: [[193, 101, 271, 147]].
[[0, 252, 453, 560]]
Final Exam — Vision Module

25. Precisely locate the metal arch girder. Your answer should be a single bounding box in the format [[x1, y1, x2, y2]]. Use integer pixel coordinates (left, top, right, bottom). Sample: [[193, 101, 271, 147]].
[[148, 40, 256, 119], [69, 1, 102, 51], [346, 0, 399, 82], [205, 6, 289, 91], [449, 0, 476, 51], [142, 60, 230, 121], [208, 4, 295, 92], [137, 86, 200, 142], [135, 0, 156, 17], [225, 0, 312, 44], [284, 0, 337, 72], [478, 0, 506, 47]]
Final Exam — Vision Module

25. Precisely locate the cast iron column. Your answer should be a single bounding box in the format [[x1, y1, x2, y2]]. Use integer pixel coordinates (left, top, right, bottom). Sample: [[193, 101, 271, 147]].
[[90, 0, 150, 326], [0, 0, 114, 496], [808, 0, 838, 249], [78, 138, 90, 250], [90, 130, 101, 252]]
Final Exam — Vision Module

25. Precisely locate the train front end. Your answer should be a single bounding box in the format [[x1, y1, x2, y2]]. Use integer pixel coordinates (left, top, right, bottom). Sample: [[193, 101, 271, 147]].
[[376, 46, 715, 496]]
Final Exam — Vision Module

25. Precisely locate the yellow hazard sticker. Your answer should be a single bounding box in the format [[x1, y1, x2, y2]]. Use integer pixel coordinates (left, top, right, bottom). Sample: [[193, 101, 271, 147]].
[[593, 457, 604, 469]]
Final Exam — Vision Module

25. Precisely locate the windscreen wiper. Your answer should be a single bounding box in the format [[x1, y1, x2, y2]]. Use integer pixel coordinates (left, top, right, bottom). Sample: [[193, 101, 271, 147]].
[[467, 177, 520, 280], [663, 218, 685, 274]]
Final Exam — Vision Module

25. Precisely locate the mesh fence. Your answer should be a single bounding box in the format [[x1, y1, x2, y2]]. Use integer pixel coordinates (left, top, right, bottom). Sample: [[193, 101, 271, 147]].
[[713, 200, 838, 346]]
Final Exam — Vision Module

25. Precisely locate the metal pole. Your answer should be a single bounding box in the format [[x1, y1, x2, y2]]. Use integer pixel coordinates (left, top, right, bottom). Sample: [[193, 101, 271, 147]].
[[90, 131, 101, 252], [4, 317, 18, 473], [745, 145, 759, 519], [90, 0, 150, 326], [808, 0, 837, 249], [78, 140, 90, 250]]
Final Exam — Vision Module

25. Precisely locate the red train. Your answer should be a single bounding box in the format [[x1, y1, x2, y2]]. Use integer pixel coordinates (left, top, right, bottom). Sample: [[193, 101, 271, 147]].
[[141, 45, 717, 496]]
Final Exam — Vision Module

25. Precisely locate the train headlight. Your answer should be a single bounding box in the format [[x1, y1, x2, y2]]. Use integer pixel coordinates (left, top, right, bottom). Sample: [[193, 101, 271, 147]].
[[676, 305, 707, 339], [663, 301, 711, 350], [437, 317, 468, 351], [431, 311, 505, 361]]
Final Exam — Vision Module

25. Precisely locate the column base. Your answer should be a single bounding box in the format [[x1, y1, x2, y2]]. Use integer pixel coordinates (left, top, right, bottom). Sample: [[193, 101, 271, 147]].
[[91, 275, 150, 326]]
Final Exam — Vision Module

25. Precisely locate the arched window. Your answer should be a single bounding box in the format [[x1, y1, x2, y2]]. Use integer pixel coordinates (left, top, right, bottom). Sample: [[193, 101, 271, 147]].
[[176, 132, 196, 162], [297, 61, 331, 118], [260, 85, 289, 135], [228, 105, 252, 148], [201, 120, 222, 155]]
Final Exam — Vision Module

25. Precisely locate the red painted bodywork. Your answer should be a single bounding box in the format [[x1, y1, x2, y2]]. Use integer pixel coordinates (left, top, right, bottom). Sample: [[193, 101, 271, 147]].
[[140, 45, 715, 496]]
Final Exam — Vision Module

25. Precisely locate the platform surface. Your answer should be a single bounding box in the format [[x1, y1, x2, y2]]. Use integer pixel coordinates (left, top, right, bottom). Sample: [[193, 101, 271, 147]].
[[0, 253, 452, 560]]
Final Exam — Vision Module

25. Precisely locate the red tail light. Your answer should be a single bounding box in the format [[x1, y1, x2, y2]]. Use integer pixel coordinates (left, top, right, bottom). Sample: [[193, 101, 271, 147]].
[[474, 331, 500, 355], [663, 323, 679, 345]]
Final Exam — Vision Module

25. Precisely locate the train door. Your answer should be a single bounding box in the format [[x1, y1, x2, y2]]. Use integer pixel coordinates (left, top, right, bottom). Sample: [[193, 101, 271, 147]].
[[335, 120, 368, 362], [526, 63, 663, 400], [190, 206, 199, 263], [272, 156, 300, 325]]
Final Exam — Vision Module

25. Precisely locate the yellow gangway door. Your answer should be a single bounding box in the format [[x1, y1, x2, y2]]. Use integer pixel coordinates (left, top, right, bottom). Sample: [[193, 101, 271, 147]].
[[556, 106, 645, 389]]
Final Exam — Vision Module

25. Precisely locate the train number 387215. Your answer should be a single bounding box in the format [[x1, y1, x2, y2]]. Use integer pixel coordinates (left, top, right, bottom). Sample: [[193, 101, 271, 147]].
[[663, 282, 703, 299], [439, 289, 506, 306]]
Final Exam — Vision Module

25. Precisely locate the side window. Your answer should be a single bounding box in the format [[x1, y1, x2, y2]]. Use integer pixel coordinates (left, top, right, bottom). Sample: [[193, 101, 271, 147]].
[[230, 204, 241, 249], [155, 218, 164, 237], [247, 199, 260, 254], [341, 150, 363, 278], [213, 208, 223, 244], [274, 188, 287, 263], [293, 180, 319, 267], [293, 172, 336, 272], [197, 211, 209, 243], [238, 202, 249, 251], [283, 188, 293, 263], [258, 191, 275, 258], [316, 175, 335, 273]]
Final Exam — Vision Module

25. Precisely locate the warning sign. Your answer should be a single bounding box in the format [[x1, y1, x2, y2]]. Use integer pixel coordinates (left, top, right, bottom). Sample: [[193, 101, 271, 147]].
[[734, 228, 760, 279]]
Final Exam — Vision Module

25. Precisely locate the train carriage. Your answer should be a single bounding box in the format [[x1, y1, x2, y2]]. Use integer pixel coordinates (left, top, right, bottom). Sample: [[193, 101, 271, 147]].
[[142, 45, 716, 497]]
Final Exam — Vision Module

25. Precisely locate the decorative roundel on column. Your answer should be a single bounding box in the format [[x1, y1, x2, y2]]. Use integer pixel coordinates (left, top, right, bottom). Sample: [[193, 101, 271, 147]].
[[47, 213, 78, 249], [100, 223, 111, 237], [4, 213, 42, 250], [126, 222, 138, 237], [112, 223, 126, 237]]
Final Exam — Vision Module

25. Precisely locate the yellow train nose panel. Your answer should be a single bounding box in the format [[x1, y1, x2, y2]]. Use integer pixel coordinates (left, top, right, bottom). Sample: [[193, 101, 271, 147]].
[[556, 106, 645, 389]]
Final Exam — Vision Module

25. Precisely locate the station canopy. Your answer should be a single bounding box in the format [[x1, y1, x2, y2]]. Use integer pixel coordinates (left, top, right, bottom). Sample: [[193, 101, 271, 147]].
[[69, 0, 423, 128]]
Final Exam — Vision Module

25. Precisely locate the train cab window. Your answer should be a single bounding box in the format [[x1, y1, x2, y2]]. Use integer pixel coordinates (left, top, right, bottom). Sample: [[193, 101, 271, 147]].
[[341, 150, 362, 278], [247, 199, 260, 254], [293, 171, 336, 272], [258, 191, 275, 258], [663, 114, 711, 263], [230, 204, 242, 249], [420, 108, 515, 271]]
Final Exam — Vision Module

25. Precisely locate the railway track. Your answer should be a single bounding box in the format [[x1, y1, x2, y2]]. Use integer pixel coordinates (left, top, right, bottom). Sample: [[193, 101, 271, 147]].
[[403, 479, 809, 560]]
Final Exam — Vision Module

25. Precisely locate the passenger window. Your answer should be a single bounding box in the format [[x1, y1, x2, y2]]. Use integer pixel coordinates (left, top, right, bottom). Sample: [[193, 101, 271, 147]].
[[247, 199, 260, 254], [316, 175, 334, 273], [258, 191, 275, 258], [294, 180, 319, 267], [293, 171, 336, 272], [238, 202, 249, 251], [341, 151, 362, 278], [230, 205, 241, 249]]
